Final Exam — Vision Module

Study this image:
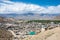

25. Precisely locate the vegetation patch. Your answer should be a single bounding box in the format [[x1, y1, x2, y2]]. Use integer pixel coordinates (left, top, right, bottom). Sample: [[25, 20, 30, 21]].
[[27, 20, 60, 23]]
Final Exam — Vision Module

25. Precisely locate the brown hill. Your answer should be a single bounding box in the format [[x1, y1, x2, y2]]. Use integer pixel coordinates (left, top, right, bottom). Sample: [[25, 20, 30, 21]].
[[54, 15, 60, 20], [23, 27, 60, 40], [0, 28, 13, 40], [0, 17, 15, 23], [0, 17, 4, 22]]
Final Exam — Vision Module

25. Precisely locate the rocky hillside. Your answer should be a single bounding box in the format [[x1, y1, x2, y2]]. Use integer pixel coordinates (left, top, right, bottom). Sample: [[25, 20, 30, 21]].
[[23, 27, 60, 40], [54, 15, 60, 20], [0, 17, 4, 22], [0, 17, 15, 23], [0, 28, 13, 40]]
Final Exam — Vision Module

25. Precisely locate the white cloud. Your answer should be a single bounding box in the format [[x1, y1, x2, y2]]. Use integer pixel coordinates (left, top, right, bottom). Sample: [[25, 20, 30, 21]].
[[0, 0, 10, 1], [0, 1, 60, 14]]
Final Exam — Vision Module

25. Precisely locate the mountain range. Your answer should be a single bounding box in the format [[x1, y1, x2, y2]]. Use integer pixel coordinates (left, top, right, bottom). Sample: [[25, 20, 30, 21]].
[[0, 13, 60, 20]]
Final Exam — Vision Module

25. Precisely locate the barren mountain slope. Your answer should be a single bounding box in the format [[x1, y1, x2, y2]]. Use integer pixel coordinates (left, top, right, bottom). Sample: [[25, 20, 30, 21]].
[[0, 28, 13, 40], [23, 27, 60, 40]]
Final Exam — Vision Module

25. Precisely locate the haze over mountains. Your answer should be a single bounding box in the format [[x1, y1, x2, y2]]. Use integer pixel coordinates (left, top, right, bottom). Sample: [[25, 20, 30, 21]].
[[0, 13, 60, 20]]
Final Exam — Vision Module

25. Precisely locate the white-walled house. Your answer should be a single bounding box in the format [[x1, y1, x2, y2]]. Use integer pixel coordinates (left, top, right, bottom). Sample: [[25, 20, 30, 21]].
[[41, 25, 45, 32]]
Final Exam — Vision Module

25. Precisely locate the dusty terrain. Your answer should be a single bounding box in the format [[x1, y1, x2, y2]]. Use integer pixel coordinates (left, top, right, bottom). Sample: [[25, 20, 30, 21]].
[[0, 28, 13, 40], [23, 27, 60, 40]]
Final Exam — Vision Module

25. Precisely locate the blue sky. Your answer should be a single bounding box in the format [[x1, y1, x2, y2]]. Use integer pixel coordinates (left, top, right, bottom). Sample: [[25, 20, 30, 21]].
[[0, 0, 60, 14], [10, 0, 60, 6]]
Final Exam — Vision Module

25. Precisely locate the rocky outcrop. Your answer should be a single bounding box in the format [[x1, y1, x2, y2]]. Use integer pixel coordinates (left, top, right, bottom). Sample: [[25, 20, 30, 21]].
[[0, 28, 13, 40]]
